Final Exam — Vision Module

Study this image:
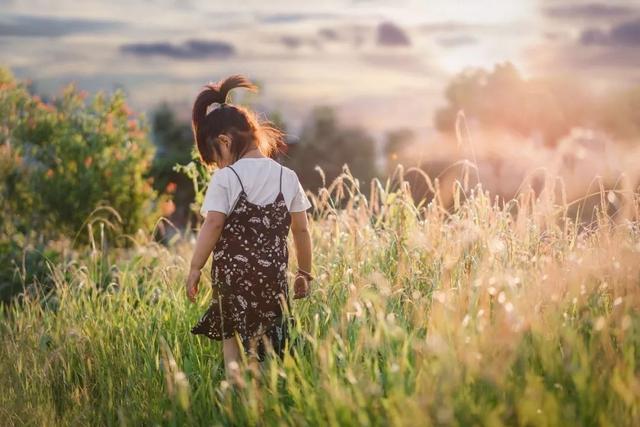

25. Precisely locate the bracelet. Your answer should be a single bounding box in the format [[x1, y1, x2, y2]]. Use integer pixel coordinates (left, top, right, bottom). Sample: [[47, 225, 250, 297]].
[[296, 268, 314, 282]]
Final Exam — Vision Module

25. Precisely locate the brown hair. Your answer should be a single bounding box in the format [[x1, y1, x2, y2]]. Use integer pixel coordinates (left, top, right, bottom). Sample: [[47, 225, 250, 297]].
[[191, 74, 286, 166]]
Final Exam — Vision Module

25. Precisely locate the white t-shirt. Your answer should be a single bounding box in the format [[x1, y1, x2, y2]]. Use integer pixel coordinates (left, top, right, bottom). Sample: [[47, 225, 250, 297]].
[[200, 157, 312, 216]]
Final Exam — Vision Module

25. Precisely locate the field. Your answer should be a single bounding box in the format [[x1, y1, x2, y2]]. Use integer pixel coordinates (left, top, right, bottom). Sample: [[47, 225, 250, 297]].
[[2, 165, 639, 426]]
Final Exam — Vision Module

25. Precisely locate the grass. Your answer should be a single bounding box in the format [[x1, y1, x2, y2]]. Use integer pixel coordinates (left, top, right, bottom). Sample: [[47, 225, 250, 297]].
[[1, 162, 639, 426]]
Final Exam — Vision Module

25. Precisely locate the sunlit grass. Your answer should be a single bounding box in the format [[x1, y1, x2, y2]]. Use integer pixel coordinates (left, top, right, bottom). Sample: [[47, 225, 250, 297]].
[[1, 159, 639, 426]]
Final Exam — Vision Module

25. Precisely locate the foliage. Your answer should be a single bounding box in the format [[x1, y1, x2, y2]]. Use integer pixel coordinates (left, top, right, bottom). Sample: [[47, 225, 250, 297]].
[[172, 145, 217, 219], [434, 61, 640, 146], [0, 66, 158, 243], [285, 106, 378, 198], [383, 128, 415, 175], [1, 162, 639, 426], [148, 102, 195, 226], [0, 233, 62, 303]]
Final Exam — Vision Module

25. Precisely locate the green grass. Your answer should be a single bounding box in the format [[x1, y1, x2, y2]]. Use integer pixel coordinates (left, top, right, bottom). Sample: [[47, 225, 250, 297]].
[[2, 166, 639, 426]]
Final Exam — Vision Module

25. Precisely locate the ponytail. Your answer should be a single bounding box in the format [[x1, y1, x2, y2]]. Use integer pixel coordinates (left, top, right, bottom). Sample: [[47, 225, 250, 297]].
[[191, 75, 285, 166], [191, 75, 257, 132]]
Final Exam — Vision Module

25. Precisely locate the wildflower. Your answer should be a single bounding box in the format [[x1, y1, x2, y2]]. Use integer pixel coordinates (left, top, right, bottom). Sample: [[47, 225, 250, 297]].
[[488, 237, 506, 254], [351, 301, 363, 318], [498, 292, 506, 304], [165, 181, 177, 193], [462, 314, 470, 327]]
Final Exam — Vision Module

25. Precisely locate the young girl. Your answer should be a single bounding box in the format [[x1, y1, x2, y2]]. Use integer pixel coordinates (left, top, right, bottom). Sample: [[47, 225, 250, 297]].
[[185, 75, 314, 376]]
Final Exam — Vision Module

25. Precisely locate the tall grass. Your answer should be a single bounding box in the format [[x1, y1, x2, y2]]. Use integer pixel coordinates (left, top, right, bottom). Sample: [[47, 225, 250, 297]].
[[1, 159, 639, 426]]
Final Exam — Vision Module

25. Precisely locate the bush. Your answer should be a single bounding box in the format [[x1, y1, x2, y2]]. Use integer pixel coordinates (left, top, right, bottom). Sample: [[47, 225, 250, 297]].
[[0, 67, 159, 302], [0, 67, 159, 242]]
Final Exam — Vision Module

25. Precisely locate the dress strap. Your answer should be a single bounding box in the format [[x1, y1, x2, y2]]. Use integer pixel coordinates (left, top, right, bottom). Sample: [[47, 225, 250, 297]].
[[227, 166, 245, 193], [279, 165, 283, 193]]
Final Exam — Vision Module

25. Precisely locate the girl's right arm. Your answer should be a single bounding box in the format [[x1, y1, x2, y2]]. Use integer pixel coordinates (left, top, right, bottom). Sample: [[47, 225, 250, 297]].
[[186, 211, 226, 302], [290, 211, 313, 298]]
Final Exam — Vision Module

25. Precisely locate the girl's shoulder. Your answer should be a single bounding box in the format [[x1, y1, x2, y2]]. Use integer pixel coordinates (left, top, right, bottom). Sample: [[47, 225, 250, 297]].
[[209, 166, 232, 187], [280, 163, 301, 180]]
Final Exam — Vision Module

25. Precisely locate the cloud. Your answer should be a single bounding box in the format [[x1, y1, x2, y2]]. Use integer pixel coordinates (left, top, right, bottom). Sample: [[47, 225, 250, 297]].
[[525, 16, 640, 77], [437, 35, 477, 47], [580, 18, 640, 46], [256, 13, 342, 25], [0, 13, 125, 37], [543, 3, 638, 19], [610, 18, 640, 45], [280, 35, 305, 49], [419, 21, 480, 33], [316, 24, 368, 47], [120, 39, 235, 59], [318, 28, 339, 41], [377, 21, 410, 46]]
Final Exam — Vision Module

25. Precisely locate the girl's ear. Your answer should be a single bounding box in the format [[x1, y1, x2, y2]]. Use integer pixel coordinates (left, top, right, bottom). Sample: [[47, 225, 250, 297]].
[[218, 133, 231, 147]]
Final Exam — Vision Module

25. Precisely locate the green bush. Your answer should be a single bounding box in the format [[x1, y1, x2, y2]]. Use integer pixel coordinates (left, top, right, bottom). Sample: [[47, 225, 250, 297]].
[[0, 67, 159, 302], [0, 67, 158, 241]]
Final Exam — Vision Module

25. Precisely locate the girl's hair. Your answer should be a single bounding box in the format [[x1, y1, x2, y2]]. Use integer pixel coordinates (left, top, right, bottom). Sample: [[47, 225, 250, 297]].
[[191, 74, 286, 166]]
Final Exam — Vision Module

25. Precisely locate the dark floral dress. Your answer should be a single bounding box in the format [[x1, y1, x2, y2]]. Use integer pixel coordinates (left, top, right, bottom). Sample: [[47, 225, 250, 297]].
[[191, 163, 293, 360]]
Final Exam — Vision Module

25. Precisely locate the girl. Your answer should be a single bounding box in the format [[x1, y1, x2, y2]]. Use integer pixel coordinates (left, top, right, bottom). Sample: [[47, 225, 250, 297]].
[[185, 75, 314, 376]]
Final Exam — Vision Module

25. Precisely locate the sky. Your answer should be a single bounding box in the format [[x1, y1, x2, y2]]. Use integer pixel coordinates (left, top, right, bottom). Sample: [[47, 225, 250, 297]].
[[1, 0, 639, 143]]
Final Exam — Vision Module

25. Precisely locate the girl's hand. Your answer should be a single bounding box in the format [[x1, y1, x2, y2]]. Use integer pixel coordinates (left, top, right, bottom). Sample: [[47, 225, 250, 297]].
[[293, 274, 310, 299], [186, 269, 201, 303]]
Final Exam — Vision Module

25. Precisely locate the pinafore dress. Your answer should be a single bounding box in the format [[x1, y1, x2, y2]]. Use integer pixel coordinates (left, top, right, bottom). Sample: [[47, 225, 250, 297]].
[[190, 163, 293, 360]]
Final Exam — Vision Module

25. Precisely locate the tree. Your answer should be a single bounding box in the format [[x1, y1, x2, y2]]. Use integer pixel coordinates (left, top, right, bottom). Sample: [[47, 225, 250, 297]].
[[383, 128, 415, 176], [284, 106, 378, 197], [149, 102, 195, 232], [434, 62, 600, 147]]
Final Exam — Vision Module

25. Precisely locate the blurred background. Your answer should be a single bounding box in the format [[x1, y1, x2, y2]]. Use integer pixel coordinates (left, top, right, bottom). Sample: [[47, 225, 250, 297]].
[[2, 0, 640, 290]]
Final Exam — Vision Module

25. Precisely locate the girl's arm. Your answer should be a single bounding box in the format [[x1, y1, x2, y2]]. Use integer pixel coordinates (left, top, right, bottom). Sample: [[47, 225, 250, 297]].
[[290, 211, 313, 298], [291, 211, 312, 272], [186, 211, 226, 302]]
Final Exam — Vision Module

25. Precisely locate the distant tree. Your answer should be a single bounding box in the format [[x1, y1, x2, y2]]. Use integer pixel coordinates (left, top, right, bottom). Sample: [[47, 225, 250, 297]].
[[434, 62, 597, 147], [149, 102, 195, 233], [596, 86, 640, 143], [284, 106, 378, 196], [383, 128, 415, 176]]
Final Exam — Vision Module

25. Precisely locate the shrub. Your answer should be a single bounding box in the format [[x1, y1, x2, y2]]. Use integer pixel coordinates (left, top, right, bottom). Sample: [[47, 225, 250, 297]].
[[0, 67, 159, 242], [0, 67, 159, 302]]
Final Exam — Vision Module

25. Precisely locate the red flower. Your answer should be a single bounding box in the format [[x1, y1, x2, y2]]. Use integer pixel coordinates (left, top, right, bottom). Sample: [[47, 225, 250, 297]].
[[165, 182, 177, 193]]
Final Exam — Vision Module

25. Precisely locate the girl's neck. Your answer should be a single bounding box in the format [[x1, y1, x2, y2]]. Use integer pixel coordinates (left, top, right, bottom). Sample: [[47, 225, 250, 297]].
[[239, 148, 266, 159]]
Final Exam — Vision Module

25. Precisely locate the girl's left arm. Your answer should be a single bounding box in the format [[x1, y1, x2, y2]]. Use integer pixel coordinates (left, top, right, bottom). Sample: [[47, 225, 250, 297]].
[[186, 211, 226, 302]]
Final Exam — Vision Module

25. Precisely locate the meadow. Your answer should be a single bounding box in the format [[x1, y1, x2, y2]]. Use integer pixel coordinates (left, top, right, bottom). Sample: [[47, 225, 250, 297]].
[[1, 162, 639, 426]]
